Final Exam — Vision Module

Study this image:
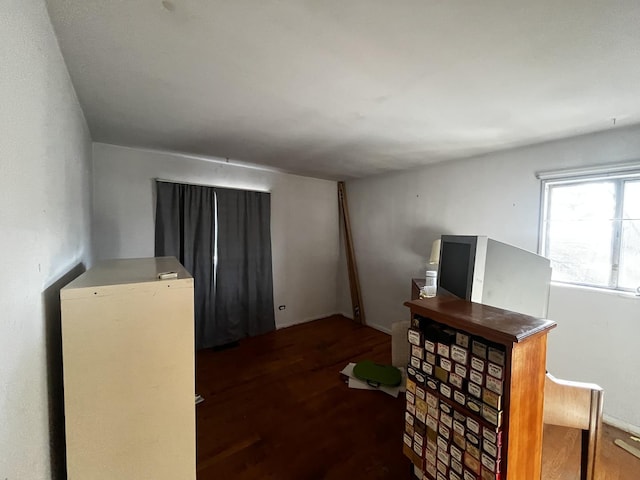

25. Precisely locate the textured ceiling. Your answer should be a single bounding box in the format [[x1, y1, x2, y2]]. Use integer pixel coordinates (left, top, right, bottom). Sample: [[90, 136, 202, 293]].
[[46, 0, 640, 179]]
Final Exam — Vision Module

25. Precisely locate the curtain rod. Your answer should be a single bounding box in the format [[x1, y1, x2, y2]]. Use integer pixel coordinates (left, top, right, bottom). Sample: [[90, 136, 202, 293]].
[[155, 178, 270, 194], [536, 160, 640, 180]]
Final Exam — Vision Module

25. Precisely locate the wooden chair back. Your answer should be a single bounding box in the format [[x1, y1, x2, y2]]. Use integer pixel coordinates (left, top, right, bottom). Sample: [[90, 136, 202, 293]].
[[543, 372, 604, 480]]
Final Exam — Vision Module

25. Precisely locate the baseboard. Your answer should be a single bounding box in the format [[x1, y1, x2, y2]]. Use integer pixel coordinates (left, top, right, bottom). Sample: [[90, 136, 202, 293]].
[[367, 323, 391, 335], [603, 414, 640, 436], [336, 311, 391, 334], [277, 312, 392, 335], [276, 312, 346, 330]]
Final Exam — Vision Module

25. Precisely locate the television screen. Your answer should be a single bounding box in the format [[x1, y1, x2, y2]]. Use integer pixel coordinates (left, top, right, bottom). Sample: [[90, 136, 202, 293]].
[[439, 239, 474, 300]]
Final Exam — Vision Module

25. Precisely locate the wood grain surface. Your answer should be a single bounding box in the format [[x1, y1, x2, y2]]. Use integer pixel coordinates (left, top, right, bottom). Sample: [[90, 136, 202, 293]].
[[195, 315, 639, 480]]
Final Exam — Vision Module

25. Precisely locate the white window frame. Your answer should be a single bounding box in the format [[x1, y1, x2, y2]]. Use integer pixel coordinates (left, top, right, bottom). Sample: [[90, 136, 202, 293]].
[[537, 162, 640, 294]]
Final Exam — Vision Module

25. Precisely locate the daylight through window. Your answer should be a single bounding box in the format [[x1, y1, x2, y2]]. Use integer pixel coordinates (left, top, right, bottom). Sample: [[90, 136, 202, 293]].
[[539, 167, 640, 293]]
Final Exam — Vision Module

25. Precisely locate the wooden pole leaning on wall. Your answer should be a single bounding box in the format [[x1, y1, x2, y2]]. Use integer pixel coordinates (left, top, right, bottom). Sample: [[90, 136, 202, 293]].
[[338, 181, 366, 326]]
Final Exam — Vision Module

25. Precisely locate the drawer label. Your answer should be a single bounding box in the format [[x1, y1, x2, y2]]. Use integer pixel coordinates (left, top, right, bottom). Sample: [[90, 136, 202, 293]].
[[487, 362, 503, 379], [470, 369, 484, 386], [406, 391, 415, 405], [440, 357, 452, 372], [485, 375, 503, 395], [408, 329, 422, 345], [456, 331, 470, 349], [440, 383, 452, 398], [437, 343, 450, 358], [454, 363, 468, 378], [449, 372, 464, 389], [468, 381, 482, 398], [410, 356, 422, 369], [488, 347, 505, 366], [453, 389, 466, 406], [466, 417, 480, 435], [471, 356, 485, 372], [425, 340, 436, 353]]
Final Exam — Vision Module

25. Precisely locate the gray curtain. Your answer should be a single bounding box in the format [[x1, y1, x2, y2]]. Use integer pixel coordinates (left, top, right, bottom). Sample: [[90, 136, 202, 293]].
[[214, 187, 275, 343], [154, 180, 275, 349]]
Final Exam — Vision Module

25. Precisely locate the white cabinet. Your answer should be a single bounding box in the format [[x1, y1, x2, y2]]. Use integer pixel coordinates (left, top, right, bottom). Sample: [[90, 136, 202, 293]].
[[61, 257, 196, 480]]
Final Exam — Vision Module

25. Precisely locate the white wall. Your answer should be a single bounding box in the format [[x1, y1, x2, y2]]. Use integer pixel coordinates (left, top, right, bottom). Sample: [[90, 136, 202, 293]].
[[344, 124, 640, 430], [92, 143, 339, 329], [0, 1, 93, 478]]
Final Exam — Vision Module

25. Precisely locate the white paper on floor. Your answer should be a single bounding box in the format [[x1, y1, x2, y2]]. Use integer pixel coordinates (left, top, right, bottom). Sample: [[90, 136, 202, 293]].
[[339, 362, 405, 398]]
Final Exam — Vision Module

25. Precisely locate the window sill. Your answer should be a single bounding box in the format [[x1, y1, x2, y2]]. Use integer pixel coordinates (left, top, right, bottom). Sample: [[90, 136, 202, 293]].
[[550, 281, 640, 300]]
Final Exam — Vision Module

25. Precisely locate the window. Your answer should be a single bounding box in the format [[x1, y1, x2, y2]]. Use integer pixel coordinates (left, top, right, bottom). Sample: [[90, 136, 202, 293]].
[[539, 165, 640, 293]]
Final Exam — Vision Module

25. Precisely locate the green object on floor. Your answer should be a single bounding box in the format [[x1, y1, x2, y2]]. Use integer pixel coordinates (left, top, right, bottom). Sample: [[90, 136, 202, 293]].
[[353, 361, 402, 388]]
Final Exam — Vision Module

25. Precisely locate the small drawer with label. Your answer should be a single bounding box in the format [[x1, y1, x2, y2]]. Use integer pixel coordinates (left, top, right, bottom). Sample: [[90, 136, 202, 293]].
[[456, 331, 471, 349], [437, 447, 450, 467], [410, 355, 422, 369], [466, 441, 481, 461], [481, 465, 499, 480], [413, 440, 423, 457], [426, 414, 439, 432], [471, 339, 488, 359], [440, 357, 453, 372], [487, 362, 503, 380], [481, 452, 500, 473], [454, 362, 468, 379], [435, 366, 450, 384], [467, 397, 482, 415], [453, 419, 465, 437], [466, 417, 481, 436], [453, 389, 467, 407], [451, 458, 463, 476], [405, 421, 414, 436], [436, 436, 448, 455], [482, 388, 502, 411], [440, 383, 453, 399], [437, 343, 451, 359], [453, 431, 466, 450], [482, 425, 502, 447], [470, 356, 486, 373], [468, 381, 482, 399], [439, 422, 452, 440], [487, 346, 506, 366], [440, 412, 453, 429], [415, 398, 427, 423], [426, 376, 440, 392], [482, 404, 503, 427], [482, 438, 499, 459], [422, 360, 434, 377], [425, 351, 437, 366], [450, 443, 463, 463], [411, 344, 424, 360], [464, 451, 481, 475], [451, 344, 469, 365], [463, 470, 477, 480], [408, 328, 423, 346], [405, 411, 415, 425], [469, 369, 484, 387], [485, 375, 503, 396]]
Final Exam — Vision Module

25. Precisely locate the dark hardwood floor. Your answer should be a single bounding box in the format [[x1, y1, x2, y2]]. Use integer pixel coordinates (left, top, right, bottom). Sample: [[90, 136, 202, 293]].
[[195, 315, 640, 479]]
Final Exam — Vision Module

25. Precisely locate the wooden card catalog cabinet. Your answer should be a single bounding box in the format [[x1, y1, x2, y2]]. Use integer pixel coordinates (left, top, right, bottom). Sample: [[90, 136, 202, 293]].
[[402, 296, 556, 480]]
